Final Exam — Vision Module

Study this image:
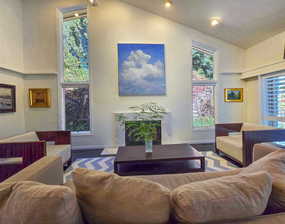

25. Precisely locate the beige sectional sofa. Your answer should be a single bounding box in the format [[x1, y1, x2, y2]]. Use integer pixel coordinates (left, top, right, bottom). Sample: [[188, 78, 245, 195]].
[[2, 143, 285, 224], [215, 122, 285, 166]]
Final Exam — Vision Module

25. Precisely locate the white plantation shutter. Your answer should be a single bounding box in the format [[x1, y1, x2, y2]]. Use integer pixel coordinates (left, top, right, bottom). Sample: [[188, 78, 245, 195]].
[[264, 74, 285, 127]]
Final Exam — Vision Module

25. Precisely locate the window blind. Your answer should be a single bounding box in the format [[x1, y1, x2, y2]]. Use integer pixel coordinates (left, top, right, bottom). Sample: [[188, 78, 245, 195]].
[[264, 75, 285, 126]]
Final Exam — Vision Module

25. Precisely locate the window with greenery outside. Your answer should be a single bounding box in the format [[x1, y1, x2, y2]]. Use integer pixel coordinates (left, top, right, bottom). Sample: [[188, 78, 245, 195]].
[[192, 47, 215, 128], [63, 17, 89, 82], [192, 48, 214, 81], [63, 14, 90, 132]]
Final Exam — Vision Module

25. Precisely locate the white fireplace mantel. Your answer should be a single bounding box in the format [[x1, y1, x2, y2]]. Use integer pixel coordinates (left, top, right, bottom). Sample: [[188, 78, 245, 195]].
[[113, 111, 172, 146]]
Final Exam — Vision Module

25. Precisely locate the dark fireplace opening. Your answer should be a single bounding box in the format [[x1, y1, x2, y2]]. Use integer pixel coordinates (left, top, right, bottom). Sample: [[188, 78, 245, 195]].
[[125, 120, 162, 146]]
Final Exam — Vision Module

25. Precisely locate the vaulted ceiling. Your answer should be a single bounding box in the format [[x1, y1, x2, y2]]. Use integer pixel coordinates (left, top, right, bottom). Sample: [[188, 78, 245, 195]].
[[120, 0, 285, 49]]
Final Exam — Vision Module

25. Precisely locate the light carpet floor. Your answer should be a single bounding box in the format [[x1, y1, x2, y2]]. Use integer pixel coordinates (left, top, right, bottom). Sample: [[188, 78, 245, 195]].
[[64, 151, 236, 182]]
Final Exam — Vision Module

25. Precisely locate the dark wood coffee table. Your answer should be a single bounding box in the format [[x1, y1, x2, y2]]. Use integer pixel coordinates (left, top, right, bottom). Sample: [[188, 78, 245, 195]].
[[114, 144, 205, 176]]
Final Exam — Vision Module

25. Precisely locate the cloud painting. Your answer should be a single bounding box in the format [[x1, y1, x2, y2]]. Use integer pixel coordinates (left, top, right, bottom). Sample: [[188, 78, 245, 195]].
[[118, 44, 166, 96]]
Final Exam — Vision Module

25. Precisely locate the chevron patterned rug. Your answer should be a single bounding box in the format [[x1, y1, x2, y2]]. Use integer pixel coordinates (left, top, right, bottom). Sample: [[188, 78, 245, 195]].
[[64, 151, 236, 182]]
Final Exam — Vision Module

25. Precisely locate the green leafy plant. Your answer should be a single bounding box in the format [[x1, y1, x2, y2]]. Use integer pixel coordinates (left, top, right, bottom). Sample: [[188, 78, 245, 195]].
[[117, 103, 167, 142]]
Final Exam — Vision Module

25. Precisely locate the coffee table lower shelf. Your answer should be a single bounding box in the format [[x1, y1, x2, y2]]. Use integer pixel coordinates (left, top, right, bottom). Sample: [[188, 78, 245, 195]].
[[114, 159, 205, 176]]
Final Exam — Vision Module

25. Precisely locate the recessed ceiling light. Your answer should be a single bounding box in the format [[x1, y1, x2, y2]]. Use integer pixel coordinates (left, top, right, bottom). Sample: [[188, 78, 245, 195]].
[[164, 0, 173, 8], [210, 17, 222, 27], [74, 13, 79, 17], [89, 0, 99, 7]]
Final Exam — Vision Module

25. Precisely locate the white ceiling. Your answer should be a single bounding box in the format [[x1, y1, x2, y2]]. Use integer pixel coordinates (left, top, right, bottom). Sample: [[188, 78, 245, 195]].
[[120, 0, 285, 49]]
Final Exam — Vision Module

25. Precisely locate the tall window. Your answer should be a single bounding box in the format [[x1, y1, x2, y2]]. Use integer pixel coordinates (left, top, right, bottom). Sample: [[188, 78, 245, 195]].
[[61, 10, 90, 133], [263, 74, 285, 128], [192, 45, 216, 128]]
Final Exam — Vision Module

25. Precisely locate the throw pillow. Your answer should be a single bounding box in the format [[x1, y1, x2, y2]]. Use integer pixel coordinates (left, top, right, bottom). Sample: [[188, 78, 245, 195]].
[[0, 181, 83, 224], [72, 168, 170, 224], [171, 172, 272, 224], [240, 150, 285, 212]]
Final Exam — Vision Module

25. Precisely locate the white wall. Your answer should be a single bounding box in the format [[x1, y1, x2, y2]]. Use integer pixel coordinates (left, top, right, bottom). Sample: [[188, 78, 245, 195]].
[[0, 0, 23, 72], [245, 31, 285, 71], [244, 77, 260, 124], [21, 0, 245, 148], [242, 31, 285, 123], [216, 74, 245, 123], [0, 69, 26, 138], [0, 0, 25, 139], [24, 75, 59, 131]]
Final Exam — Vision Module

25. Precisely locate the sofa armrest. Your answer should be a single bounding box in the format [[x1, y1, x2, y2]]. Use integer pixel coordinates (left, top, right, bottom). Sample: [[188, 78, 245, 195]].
[[215, 123, 243, 137], [0, 141, 46, 166], [4, 156, 63, 185], [242, 129, 285, 166], [36, 131, 71, 145]]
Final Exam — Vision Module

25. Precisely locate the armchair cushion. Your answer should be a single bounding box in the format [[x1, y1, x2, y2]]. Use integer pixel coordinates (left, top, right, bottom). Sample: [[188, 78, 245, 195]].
[[46, 145, 71, 164], [216, 135, 243, 162], [0, 158, 22, 165], [171, 172, 272, 224], [0, 132, 39, 143]]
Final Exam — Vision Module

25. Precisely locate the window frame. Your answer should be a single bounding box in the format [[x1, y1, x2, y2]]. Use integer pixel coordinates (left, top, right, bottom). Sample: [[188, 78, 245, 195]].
[[191, 43, 217, 130], [58, 8, 92, 136]]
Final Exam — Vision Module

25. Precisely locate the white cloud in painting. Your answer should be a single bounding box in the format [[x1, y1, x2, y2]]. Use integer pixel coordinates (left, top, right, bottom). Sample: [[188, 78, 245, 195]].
[[121, 50, 164, 84]]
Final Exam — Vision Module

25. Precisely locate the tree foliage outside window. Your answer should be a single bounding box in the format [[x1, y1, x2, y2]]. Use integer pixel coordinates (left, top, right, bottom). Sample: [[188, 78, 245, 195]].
[[62, 13, 90, 132], [192, 86, 215, 128], [192, 48, 214, 81], [192, 46, 215, 128], [64, 87, 90, 132], [63, 17, 89, 82]]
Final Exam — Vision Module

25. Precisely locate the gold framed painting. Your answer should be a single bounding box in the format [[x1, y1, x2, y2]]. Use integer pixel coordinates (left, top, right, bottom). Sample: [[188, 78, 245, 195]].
[[29, 88, 51, 108], [224, 88, 243, 102]]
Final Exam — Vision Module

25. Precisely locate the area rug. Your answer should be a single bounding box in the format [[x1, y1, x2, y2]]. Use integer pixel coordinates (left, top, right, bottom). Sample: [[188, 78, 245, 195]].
[[64, 151, 236, 182]]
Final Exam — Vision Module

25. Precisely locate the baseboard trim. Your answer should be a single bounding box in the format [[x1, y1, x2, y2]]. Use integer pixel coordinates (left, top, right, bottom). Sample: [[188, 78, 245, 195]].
[[72, 145, 115, 150], [188, 139, 215, 144], [72, 140, 215, 150]]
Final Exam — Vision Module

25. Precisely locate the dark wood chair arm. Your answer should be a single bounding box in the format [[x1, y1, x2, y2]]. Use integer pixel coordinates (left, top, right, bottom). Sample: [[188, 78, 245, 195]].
[[0, 141, 46, 166], [36, 131, 71, 145], [215, 123, 243, 137], [242, 129, 285, 166]]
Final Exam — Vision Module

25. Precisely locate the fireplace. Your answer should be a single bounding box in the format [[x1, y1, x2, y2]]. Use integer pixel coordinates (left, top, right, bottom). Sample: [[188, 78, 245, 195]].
[[125, 120, 162, 146]]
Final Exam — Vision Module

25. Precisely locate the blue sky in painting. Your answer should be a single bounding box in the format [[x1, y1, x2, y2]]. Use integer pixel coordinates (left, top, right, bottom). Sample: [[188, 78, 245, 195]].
[[118, 44, 166, 96]]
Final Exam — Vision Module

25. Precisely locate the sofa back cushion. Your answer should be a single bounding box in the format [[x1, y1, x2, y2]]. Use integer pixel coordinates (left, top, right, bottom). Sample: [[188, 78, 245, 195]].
[[72, 168, 170, 224], [171, 172, 272, 224], [0, 132, 39, 143], [241, 123, 276, 131], [0, 181, 83, 224], [241, 150, 285, 213]]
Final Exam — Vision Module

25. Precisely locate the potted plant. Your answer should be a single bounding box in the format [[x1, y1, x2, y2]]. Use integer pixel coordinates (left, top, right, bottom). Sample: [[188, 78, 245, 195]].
[[117, 103, 167, 153]]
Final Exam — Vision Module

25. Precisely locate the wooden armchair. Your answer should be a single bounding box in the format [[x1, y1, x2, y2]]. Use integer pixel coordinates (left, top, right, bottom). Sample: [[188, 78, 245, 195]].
[[0, 131, 71, 182], [215, 123, 285, 167]]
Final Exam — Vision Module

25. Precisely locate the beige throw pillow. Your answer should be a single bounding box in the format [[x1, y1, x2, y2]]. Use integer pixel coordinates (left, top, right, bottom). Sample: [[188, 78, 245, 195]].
[[171, 172, 272, 224], [241, 150, 285, 212], [72, 168, 170, 224], [0, 181, 83, 224]]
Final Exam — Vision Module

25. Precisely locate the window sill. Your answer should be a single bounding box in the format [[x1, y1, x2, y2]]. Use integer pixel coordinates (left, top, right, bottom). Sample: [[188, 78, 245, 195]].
[[71, 131, 94, 137], [192, 127, 215, 131]]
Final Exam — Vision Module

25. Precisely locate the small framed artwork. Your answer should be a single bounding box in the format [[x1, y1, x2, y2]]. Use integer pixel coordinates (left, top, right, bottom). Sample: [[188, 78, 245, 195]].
[[224, 88, 244, 102], [0, 84, 16, 113], [29, 88, 51, 108]]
